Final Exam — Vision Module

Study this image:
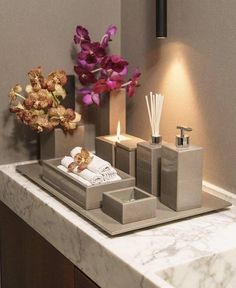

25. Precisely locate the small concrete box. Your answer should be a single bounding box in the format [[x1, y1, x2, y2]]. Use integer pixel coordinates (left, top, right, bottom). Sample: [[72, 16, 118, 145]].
[[102, 188, 156, 224], [160, 143, 203, 211]]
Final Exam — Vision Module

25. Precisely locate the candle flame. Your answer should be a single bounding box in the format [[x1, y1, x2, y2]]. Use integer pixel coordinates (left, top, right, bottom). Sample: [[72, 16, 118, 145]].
[[117, 121, 121, 141]]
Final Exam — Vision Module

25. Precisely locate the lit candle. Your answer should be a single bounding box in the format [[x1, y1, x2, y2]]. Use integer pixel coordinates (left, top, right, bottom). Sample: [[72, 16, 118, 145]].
[[95, 121, 131, 165], [104, 121, 131, 143]]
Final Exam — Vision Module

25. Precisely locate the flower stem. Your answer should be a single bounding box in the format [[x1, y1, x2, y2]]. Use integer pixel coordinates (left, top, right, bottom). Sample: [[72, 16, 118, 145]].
[[92, 68, 102, 73], [15, 92, 26, 100], [51, 92, 60, 107], [121, 80, 131, 88]]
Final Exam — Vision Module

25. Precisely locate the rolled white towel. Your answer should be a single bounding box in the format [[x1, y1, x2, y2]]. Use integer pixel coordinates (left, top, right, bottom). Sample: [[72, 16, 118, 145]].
[[106, 174, 122, 182], [57, 165, 91, 186], [61, 156, 103, 185], [78, 169, 104, 185], [61, 156, 78, 171], [70, 147, 118, 181]]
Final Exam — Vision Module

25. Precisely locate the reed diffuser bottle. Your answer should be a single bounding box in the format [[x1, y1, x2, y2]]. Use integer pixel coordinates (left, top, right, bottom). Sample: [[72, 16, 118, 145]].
[[136, 93, 164, 197]]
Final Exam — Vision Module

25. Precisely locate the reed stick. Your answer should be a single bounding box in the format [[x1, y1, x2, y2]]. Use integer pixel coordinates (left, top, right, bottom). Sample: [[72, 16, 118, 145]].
[[145, 92, 164, 137]]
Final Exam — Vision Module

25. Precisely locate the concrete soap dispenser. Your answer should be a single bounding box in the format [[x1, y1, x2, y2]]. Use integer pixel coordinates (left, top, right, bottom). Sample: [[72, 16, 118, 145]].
[[160, 126, 203, 211]]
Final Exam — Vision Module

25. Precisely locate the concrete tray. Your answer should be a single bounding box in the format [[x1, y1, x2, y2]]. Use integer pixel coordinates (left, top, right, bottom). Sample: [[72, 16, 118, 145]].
[[16, 162, 232, 236]]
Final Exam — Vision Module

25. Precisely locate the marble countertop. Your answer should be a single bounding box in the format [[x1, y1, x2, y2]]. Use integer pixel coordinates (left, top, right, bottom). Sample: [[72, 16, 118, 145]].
[[1, 162, 236, 288]]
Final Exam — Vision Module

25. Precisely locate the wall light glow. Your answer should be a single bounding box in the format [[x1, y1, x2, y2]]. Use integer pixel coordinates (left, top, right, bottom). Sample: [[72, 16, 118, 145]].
[[159, 43, 204, 142]]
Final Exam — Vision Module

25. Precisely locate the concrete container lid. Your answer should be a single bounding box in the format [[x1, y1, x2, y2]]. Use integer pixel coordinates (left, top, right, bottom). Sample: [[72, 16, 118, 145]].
[[116, 137, 144, 151]]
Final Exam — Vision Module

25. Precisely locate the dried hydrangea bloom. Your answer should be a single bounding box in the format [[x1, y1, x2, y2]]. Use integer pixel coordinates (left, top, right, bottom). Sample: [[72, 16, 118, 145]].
[[37, 90, 53, 108], [64, 108, 76, 121], [9, 103, 24, 113], [23, 93, 36, 109], [28, 66, 46, 92], [48, 106, 81, 131], [48, 117, 60, 129], [47, 70, 67, 92], [24, 90, 53, 110], [28, 114, 51, 132], [61, 112, 81, 131], [48, 105, 66, 118], [61, 121, 77, 131], [9, 66, 81, 132], [16, 109, 33, 125]]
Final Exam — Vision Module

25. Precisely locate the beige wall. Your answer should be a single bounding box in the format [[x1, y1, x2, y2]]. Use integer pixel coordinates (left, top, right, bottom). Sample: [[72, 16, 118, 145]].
[[0, 0, 121, 164], [1, 0, 235, 193], [122, 0, 236, 193]]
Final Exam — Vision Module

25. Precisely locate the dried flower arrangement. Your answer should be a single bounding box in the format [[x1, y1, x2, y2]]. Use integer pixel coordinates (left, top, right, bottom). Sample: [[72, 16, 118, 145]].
[[9, 67, 81, 133], [73, 25, 141, 106]]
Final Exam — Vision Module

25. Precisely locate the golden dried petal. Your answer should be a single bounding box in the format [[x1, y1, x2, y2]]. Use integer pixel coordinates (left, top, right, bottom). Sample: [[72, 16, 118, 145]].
[[47, 79, 56, 92], [25, 85, 33, 94], [14, 84, 22, 93], [70, 112, 81, 123], [54, 84, 66, 99], [9, 88, 16, 102], [80, 148, 90, 159]]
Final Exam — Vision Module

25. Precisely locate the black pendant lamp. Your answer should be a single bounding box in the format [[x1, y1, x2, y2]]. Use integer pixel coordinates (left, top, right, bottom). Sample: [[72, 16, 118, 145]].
[[156, 0, 167, 38]]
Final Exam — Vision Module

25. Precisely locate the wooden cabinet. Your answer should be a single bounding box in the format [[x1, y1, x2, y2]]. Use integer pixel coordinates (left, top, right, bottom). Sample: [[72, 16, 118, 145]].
[[75, 268, 100, 288], [0, 202, 99, 288]]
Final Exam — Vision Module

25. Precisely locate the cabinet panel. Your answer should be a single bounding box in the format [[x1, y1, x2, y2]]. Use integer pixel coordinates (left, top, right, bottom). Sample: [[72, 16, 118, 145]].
[[0, 202, 75, 288], [75, 268, 100, 288]]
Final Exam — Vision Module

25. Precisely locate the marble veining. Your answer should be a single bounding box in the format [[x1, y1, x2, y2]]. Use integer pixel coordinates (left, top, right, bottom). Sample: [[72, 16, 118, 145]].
[[1, 162, 236, 288]]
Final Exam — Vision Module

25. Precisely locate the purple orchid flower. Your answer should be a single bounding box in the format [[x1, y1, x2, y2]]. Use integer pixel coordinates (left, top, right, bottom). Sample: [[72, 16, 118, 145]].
[[98, 69, 124, 90], [106, 78, 122, 90], [100, 25, 117, 48], [126, 68, 141, 97], [74, 25, 91, 45], [106, 25, 117, 37], [101, 55, 128, 73], [73, 24, 141, 106], [77, 59, 95, 71], [79, 88, 100, 106], [112, 66, 128, 77], [78, 42, 106, 65], [74, 66, 97, 85], [93, 79, 111, 94]]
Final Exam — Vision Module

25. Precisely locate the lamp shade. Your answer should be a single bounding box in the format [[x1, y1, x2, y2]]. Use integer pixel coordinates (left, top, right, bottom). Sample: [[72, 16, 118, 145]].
[[156, 0, 167, 38]]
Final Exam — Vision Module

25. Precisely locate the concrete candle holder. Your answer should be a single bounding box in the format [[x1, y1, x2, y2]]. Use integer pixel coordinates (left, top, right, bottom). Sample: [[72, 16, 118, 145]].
[[95, 133, 131, 166], [115, 136, 144, 177]]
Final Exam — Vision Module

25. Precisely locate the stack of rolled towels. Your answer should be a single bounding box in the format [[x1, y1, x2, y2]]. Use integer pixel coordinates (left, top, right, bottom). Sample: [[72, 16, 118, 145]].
[[57, 147, 121, 186]]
